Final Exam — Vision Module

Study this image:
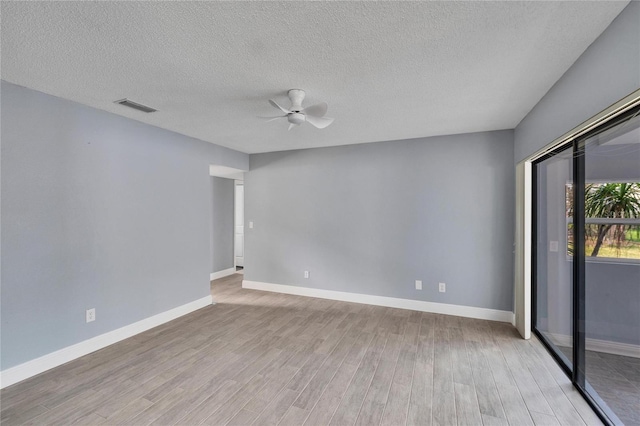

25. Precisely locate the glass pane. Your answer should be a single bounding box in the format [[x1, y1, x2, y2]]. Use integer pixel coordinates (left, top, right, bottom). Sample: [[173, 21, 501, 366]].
[[535, 148, 574, 370], [583, 112, 640, 425]]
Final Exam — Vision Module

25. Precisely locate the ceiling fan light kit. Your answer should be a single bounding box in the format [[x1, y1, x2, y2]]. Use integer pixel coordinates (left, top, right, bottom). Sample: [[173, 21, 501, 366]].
[[266, 89, 334, 130], [288, 113, 305, 125]]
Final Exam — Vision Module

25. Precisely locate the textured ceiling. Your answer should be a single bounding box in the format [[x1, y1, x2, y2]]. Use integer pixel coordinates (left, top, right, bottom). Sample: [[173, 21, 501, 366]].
[[1, 1, 629, 154]]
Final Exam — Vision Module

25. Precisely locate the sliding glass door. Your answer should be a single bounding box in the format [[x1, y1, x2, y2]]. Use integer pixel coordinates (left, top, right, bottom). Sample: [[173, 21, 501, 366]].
[[533, 145, 574, 372], [533, 107, 640, 426]]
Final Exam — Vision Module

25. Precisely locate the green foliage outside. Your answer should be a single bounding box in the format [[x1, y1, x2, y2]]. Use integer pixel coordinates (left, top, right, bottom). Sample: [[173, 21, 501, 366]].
[[626, 227, 640, 242], [566, 183, 640, 260], [583, 183, 640, 259]]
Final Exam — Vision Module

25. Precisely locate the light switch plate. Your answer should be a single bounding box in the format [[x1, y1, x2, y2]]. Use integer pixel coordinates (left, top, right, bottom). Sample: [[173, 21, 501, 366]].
[[550, 241, 559, 252], [415, 280, 422, 290]]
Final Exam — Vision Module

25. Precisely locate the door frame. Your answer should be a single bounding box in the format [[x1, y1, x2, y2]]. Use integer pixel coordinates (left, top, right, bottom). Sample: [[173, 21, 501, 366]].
[[522, 91, 640, 426], [234, 180, 244, 268], [514, 88, 640, 341], [209, 165, 246, 279], [514, 160, 532, 339]]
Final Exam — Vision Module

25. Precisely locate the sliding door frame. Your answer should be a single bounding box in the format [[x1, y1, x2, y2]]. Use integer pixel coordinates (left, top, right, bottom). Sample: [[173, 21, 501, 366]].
[[530, 102, 640, 426], [530, 143, 574, 378], [572, 138, 586, 390], [518, 89, 640, 343]]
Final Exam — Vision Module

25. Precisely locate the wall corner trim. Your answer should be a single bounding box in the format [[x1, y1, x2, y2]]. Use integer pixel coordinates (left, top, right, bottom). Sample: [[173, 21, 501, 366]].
[[210, 268, 237, 281], [242, 280, 514, 323], [0, 295, 213, 389]]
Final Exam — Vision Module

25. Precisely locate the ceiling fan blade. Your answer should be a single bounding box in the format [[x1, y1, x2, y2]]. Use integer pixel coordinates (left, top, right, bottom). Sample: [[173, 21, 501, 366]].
[[259, 115, 287, 122], [269, 99, 290, 114], [302, 102, 328, 118], [305, 115, 334, 129]]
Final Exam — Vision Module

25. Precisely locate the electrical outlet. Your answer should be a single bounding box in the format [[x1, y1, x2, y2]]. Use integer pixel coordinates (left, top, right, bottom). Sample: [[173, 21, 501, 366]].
[[415, 280, 422, 290], [304, 270, 310, 279], [86, 308, 96, 323], [549, 241, 559, 252], [249, 221, 254, 229], [439, 282, 446, 293]]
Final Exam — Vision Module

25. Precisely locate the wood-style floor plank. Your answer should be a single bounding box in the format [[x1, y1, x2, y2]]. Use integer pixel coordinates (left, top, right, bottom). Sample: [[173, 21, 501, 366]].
[[432, 319, 457, 425], [379, 321, 419, 426], [465, 340, 507, 421], [0, 273, 601, 426], [328, 331, 386, 426], [407, 314, 434, 426], [355, 332, 403, 426]]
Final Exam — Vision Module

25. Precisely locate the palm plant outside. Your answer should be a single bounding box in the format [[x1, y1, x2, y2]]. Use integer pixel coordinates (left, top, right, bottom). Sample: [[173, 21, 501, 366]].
[[584, 183, 640, 257]]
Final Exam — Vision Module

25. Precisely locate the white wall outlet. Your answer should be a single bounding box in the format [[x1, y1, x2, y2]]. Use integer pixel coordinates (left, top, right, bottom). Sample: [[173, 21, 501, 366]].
[[415, 280, 422, 290], [549, 241, 559, 252], [86, 308, 96, 323], [439, 282, 446, 293], [249, 221, 254, 229], [304, 270, 310, 279]]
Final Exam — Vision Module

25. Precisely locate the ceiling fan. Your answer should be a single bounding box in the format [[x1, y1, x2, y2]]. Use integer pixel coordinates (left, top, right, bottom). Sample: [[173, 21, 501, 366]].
[[265, 89, 334, 130]]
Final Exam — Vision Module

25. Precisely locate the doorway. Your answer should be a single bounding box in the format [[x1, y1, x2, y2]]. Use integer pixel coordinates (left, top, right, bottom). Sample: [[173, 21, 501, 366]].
[[209, 165, 245, 282], [235, 181, 244, 270]]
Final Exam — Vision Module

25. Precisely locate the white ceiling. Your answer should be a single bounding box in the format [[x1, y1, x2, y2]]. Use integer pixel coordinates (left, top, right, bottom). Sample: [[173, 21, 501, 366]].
[[0, 1, 629, 154]]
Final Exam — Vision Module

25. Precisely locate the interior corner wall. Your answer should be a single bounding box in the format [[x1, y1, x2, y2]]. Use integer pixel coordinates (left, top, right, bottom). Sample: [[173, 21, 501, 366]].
[[211, 177, 235, 273], [514, 1, 640, 163], [0, 81, 249, 370], [245, 130, 515, 312]]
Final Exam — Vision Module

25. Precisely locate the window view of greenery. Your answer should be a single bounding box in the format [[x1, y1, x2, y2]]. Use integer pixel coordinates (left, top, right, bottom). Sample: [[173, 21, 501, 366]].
[[566, 182, 640, 260]]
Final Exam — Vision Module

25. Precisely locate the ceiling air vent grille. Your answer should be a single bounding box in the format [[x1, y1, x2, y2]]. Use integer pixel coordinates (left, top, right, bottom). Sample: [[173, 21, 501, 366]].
[[114, 98, 157, 113]]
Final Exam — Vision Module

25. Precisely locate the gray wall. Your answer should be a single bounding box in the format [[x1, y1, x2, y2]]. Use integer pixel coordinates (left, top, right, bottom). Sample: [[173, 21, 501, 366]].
[[515, 1, 640, 162], [245, 130, 515, 312], [585, 262, 640, 346], [211, 177, 235, 273], [0, 81, 248, 370]]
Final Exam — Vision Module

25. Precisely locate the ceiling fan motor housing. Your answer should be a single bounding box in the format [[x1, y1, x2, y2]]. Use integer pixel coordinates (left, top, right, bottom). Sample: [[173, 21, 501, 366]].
[[288, 112, 306, 125]]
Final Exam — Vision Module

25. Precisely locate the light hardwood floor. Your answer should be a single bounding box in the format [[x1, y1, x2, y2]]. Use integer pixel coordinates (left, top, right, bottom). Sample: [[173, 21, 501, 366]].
[[1, 274, 603, 425]]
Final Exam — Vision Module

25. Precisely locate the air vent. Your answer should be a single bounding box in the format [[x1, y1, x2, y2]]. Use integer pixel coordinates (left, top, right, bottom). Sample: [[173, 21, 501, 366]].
[[114, 98, 157, 113]]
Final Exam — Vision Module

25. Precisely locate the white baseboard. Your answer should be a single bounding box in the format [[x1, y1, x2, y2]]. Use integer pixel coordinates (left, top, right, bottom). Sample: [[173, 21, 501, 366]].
[[0, 295, 212, 389], [546, 333, 572, 348], [242, 280, 513, 323], [547, 333, 640, 359], [210, 267, 237, 281], [586, 338, 640, 358]]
